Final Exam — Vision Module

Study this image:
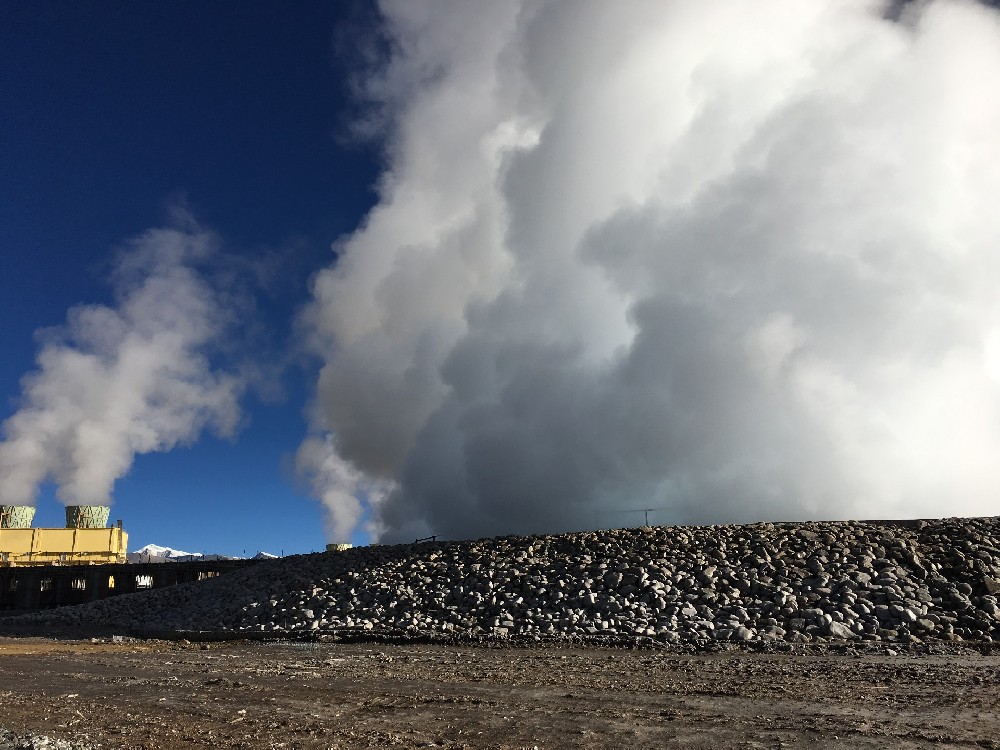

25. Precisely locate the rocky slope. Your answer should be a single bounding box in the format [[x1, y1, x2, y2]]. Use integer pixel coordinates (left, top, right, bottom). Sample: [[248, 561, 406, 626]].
[[6, 517, 1000, 645]]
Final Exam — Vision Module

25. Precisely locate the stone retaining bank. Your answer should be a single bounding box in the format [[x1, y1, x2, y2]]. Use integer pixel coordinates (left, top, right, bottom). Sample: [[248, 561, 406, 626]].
[[4, 517, 1000, 646]]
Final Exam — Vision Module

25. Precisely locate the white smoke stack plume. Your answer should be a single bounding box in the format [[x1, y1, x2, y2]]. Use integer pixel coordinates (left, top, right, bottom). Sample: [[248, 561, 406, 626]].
[[303, 0, 1000, 542], [0, 214, 245, 507], [295, 434, 391, 544]]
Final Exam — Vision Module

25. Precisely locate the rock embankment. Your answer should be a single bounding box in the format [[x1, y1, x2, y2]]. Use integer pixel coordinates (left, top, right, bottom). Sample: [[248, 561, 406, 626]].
[[6, 517, 1000, 645]]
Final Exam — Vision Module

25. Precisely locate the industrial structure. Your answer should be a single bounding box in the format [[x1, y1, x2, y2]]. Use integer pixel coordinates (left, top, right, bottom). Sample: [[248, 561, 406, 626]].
[[0, 504, 128, 567], [0, 503, 264, 611]]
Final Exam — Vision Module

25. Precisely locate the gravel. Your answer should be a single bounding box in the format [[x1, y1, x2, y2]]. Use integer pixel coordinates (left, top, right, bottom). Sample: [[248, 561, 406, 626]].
[[5, 516, 1000, 647], [0, 729, 94, 750]]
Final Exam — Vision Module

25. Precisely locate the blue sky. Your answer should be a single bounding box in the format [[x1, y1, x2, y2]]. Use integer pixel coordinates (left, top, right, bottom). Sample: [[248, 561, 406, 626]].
[[1, 2, 379, 555], [5, 2, 1000, 554]]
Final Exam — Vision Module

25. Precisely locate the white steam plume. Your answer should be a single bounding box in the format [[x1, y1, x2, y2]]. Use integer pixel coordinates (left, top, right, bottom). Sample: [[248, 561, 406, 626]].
[[0, 217, 245, 507], [304, 0, 1000, 542], [295, 434, 392, 543]]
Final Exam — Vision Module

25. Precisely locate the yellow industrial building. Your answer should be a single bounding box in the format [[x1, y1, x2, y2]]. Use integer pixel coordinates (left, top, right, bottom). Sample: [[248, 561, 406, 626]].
[[0, 505, 128, 567]]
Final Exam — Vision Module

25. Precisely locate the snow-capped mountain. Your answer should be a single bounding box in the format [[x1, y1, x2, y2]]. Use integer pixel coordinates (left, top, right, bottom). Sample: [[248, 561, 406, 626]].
[[127, 544, 275, 563], [130, 543, 200, 560]]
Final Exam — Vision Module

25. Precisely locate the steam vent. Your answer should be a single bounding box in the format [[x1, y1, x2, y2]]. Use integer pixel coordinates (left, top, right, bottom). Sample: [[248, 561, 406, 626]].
[[65, 505, 111, 529], [0, 506, 36, 529]]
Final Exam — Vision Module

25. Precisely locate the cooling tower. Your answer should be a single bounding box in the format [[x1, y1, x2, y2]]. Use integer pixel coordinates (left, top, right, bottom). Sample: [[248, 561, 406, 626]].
[[65, 505, 111, 529], [0, 505, 35, 529]]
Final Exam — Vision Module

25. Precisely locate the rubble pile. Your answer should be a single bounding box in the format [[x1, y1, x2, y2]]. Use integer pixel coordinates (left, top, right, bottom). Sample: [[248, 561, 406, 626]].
[[7, 517, 1000, 645]]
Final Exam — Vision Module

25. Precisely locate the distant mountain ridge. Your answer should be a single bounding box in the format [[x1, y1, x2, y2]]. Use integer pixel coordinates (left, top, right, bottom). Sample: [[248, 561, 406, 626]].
[[127, 544, 275, 563]]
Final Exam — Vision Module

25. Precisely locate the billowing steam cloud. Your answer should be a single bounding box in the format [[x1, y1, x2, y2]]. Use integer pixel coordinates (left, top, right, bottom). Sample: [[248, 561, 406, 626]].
[[303, 0, 1000, 542], [0, 217, 245, 508]]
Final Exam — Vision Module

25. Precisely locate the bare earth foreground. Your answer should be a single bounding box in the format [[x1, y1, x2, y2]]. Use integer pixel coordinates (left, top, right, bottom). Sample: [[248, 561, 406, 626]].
[[1, 638, 999, 749]]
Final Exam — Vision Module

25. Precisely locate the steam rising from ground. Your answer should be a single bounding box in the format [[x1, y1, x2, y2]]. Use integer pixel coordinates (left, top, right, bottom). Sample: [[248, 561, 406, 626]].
[[303, 0, 1000, 542], [0, 218, 245, 508]]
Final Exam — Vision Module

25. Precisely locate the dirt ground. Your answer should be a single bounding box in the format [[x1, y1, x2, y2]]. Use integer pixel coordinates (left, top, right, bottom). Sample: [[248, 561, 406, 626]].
[[1, 637, 999, 749]]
